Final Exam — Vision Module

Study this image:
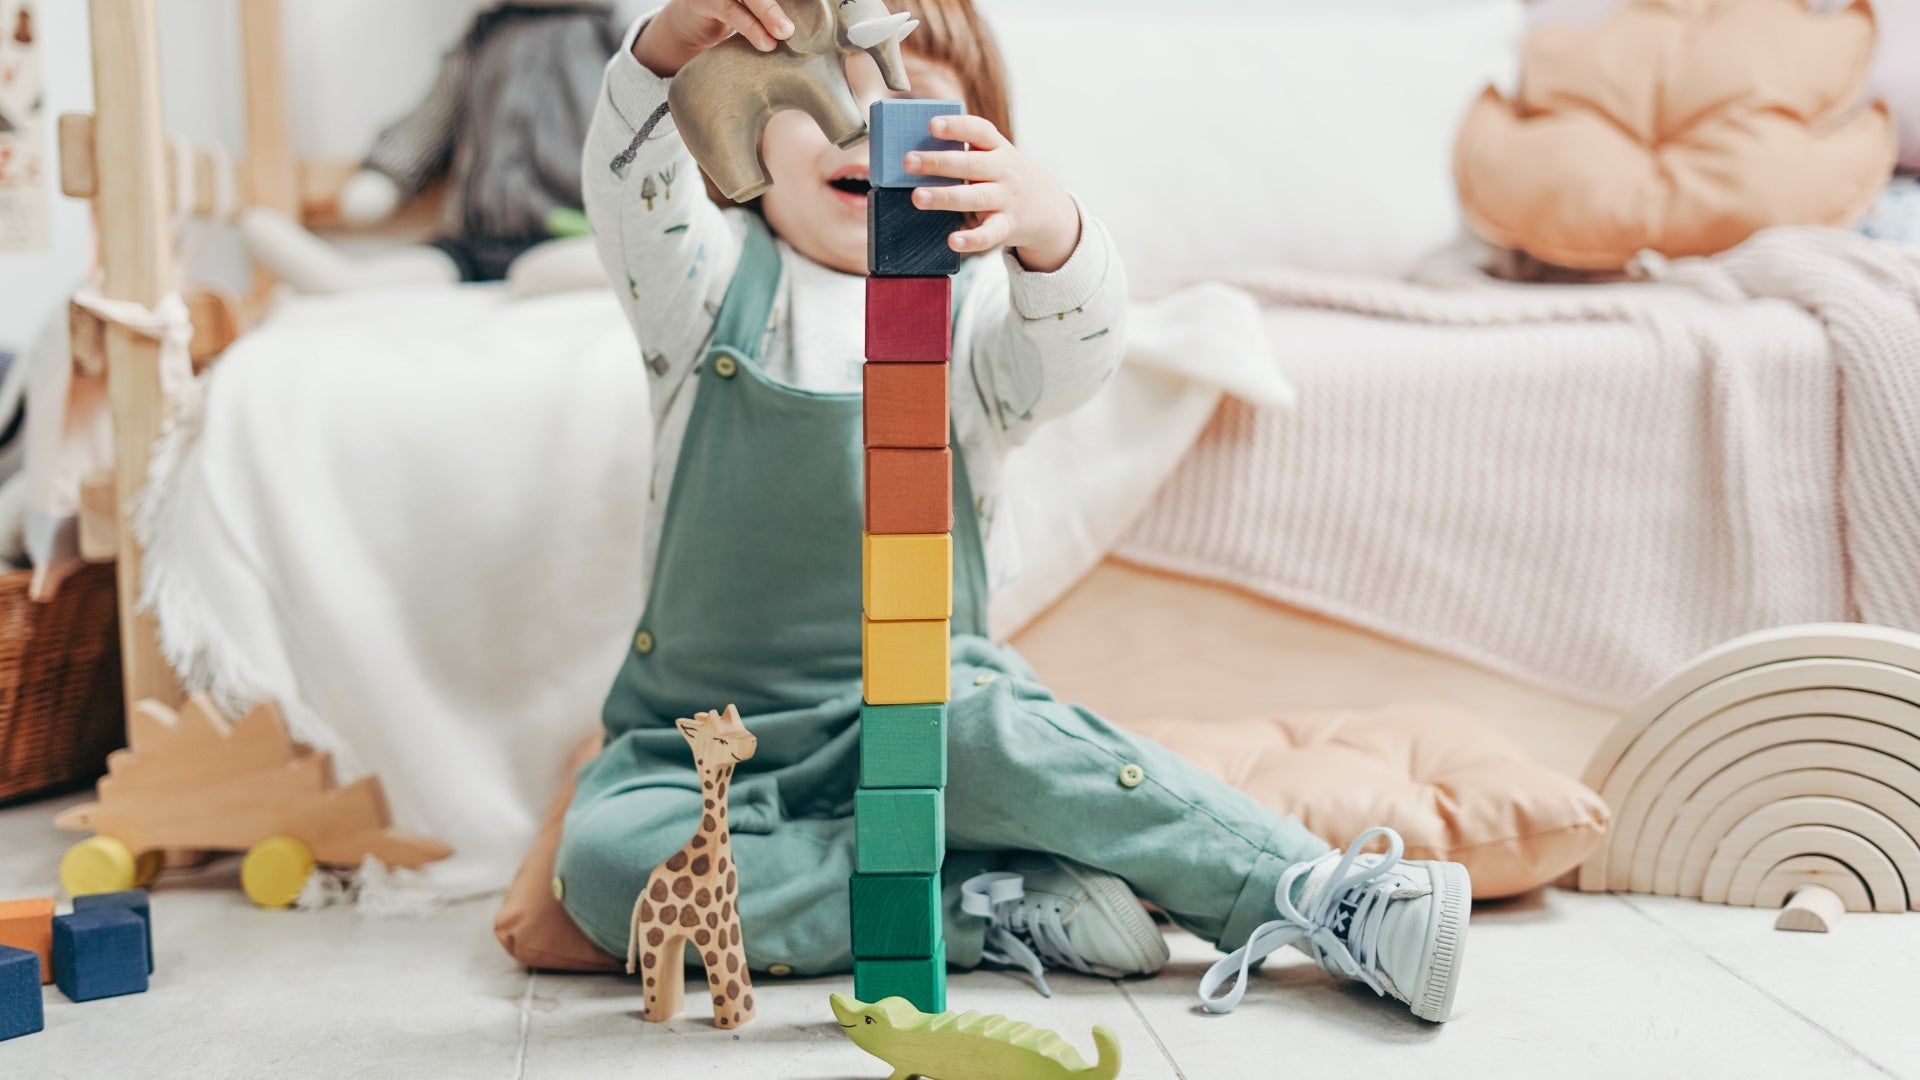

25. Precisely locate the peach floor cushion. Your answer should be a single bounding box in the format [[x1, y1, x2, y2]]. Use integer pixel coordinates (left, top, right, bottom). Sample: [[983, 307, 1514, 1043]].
[[1123, 704, 1610, 901], [1454, 0, 1895, 270], [495, 704, 1608, 970]]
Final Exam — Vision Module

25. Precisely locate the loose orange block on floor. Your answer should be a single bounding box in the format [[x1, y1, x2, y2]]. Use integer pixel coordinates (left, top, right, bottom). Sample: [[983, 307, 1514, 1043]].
[[866, 448, 952, 535], [864, 533, 952, 621], [864, 362, 948, 449], [863, 618, 952, 705], [0, 898, 55, 983]]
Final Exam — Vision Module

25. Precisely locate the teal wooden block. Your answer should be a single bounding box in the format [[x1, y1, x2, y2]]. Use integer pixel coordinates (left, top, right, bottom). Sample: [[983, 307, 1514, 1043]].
[[850, 873, 943, 960], [860, 703, 946, 789], [855, 789, 945, 875], [855, 942, 947, 1014]]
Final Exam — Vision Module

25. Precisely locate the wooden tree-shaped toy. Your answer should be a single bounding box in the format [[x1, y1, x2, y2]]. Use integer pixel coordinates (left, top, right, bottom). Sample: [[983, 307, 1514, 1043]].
[[54, 693, 451, 908], [627, 704, 758, 1029]]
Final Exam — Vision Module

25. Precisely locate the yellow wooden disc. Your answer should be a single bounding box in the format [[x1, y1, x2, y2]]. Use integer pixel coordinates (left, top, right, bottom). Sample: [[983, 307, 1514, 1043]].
[[241, 835, 316, 909], [61, 835, 139, 897]]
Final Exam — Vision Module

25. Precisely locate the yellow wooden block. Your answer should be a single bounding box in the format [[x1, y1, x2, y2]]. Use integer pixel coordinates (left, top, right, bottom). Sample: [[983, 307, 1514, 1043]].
[[863, 618, 951, 705], [863, 533, 952, 622]]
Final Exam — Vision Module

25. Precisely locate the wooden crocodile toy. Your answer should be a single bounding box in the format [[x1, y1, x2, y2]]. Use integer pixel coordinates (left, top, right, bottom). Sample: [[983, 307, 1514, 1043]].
[[830, 994, 1121, 1080]]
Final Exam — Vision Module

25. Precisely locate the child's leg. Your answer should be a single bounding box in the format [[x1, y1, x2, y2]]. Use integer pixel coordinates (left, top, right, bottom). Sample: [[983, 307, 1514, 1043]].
[[942, 637, 1330, 954], [555, 732, 995, 975]]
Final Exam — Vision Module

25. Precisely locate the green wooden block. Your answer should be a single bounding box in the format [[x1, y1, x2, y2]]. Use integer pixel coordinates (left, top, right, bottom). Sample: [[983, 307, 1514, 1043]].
[[860, 703, 946, 789], [855, 788, 945, 875], [850, 873, 943, 959], [855, 942, 947, 1014]]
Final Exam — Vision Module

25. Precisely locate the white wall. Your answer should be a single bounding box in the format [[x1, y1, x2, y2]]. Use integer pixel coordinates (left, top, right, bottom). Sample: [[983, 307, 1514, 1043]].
[[0, 0, 98, 348], [0, 0, 1278, 345]]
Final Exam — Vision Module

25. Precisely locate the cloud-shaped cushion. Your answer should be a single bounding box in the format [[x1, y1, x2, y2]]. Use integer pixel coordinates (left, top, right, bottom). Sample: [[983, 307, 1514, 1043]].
[[1456, 0, 1895, 269]]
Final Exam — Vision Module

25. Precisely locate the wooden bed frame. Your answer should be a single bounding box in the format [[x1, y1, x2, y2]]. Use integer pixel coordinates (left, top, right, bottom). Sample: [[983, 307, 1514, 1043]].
[[56, 0, 307, 719]]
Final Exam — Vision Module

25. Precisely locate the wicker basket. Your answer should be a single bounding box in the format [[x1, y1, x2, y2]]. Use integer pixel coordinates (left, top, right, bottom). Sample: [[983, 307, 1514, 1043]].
[[0, 562, 125, 805]]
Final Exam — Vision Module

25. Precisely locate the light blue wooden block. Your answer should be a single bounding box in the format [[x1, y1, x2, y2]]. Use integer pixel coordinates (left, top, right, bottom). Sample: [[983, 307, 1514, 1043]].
[[869, 99, 964, 189]]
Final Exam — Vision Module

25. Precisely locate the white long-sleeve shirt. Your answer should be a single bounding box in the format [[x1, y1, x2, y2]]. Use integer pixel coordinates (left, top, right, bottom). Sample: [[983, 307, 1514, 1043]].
[[585, 16, 1129, 592]]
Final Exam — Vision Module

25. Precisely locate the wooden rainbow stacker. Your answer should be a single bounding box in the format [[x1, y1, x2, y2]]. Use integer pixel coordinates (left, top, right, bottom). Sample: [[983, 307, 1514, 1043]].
[[853, 98, 966, 1014]]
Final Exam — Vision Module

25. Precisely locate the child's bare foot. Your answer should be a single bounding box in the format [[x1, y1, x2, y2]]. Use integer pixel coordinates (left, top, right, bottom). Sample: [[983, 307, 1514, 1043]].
[[1199, 827, 1471, 1023]]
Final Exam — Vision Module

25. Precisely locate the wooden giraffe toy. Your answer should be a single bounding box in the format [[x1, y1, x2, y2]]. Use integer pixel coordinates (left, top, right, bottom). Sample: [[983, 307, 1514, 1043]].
[[628, 704, 758, 1028]]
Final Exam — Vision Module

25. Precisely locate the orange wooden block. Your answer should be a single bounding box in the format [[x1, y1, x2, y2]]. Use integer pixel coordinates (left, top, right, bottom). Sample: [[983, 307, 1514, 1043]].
[[864, 362, 949, 449], [0, 898, 55, 983], [866, 448, 952, 535]]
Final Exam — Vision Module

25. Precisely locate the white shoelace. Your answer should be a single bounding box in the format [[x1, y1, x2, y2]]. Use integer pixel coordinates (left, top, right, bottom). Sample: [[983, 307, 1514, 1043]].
[[960, 870, 1093, 998], [1197, 827, 1408, 1014]]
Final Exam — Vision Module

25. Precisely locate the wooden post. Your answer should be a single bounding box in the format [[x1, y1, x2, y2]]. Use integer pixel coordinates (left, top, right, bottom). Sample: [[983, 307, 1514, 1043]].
[[239, 0, 297, 295], [87, 0, 182, 713]]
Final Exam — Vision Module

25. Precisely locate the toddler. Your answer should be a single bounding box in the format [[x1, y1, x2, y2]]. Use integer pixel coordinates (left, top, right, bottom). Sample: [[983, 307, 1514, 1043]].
[[555, 0, 1473, 1021]]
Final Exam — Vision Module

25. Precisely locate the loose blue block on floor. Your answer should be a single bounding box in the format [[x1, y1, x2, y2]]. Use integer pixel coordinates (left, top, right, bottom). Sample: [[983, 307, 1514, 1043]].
[[52, 908, 148, 1003], [73, 889, 152, 974], [0, 945, 43, 1041], [869, 99, 964, 189]]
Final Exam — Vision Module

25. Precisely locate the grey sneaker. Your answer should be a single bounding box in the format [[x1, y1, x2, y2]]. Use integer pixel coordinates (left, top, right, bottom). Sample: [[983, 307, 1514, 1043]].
[[1198, 827, 1470, 1022], [960, 856, 1170, 996]]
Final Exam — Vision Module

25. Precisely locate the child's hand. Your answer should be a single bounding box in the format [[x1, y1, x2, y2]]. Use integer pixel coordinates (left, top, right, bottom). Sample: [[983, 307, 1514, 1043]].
[[634, 0, 796, 77], [904, 115, 1081, 274]]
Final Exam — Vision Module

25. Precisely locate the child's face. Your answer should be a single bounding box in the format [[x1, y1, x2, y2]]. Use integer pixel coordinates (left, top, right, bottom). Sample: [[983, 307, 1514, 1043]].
[[759, 51, 968, 276]]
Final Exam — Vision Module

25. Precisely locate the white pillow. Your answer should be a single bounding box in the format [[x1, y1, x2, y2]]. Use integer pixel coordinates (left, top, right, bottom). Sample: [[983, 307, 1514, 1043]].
[[980, 0, 1524, 295]]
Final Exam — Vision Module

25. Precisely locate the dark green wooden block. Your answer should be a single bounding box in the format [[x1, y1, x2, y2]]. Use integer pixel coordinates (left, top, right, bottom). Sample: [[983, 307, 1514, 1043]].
[[860, 703, 946, 789], [868, 187, 961, 277], [855, 941, 947, 1014], [855, 788, 945, 874], [850, 873, 943, 959]]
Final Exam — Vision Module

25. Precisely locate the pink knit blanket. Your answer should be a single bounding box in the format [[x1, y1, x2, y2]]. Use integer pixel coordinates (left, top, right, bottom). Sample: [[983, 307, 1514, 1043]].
[[1119, 228, 1920, 706]]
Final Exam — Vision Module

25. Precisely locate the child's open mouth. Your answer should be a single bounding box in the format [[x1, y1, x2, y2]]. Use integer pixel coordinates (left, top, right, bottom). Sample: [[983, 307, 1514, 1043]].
[[827, 169, 870, 208]]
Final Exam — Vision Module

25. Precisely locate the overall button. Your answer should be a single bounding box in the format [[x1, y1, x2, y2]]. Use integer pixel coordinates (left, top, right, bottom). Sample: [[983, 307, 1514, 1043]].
[[1118, 764, 1146, 789], [768, 963, 793, 977], [973, 672, 998, 687], [713, 355, 738, 378], [551, 876, 565, 902], [634, 630, 656, 655]]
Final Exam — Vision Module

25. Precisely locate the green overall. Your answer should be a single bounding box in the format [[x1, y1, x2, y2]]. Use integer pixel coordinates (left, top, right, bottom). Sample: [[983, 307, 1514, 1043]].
[[556, 216, 1328, 975]]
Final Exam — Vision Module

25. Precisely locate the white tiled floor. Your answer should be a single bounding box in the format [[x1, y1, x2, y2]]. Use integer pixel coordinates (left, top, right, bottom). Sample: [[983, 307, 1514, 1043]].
[[8, 566, 1917, 1077], [3, 791, 1917, 1079]]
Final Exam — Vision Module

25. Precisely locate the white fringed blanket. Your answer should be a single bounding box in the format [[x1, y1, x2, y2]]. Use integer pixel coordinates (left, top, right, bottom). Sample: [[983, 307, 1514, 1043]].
[[137, 281, 1280, 896], [1120, 228, 1920, 707]]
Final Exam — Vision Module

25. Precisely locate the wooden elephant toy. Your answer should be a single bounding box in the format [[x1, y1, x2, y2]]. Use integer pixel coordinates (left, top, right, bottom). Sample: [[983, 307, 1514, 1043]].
[[667, 0, 919, 202]]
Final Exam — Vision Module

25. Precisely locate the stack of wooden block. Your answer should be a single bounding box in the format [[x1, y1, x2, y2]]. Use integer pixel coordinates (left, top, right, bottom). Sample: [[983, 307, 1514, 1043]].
[[853, 98, 966, 1015]]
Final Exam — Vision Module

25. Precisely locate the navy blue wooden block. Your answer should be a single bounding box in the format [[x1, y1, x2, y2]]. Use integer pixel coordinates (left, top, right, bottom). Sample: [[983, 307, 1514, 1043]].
[[869, 99, 964, 189], [73, 889, 152, 973], [0, 945, 43, 1041], [869, 188, 961, 277], [52, 909, 147, 1003]]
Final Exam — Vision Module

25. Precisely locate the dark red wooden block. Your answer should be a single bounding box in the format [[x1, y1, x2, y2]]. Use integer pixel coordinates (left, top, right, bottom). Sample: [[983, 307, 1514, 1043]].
[[865, 277, 951, 363], [866, 448, 953, 535], [864, 362, 949, 449]]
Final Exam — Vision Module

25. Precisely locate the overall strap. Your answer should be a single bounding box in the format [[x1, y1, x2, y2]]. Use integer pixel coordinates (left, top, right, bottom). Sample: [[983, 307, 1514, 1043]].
[[947, 254, 991, 640], [709, 213, 784, 361]]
